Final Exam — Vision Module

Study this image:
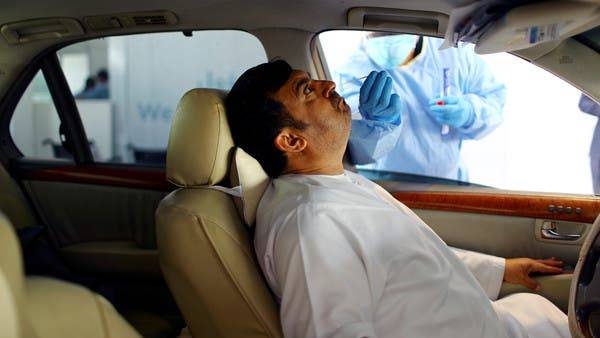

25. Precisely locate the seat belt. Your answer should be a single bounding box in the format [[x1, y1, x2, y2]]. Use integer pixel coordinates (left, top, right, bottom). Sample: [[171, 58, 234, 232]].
[[205, 185, 242, 197]]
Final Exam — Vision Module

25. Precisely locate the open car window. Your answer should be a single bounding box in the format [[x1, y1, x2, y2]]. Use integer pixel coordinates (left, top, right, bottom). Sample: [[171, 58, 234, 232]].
[[317, 30, 599, 196]]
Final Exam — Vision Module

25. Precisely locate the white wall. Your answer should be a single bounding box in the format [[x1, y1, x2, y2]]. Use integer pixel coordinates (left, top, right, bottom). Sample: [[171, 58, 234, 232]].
[[462, 53, 595, 194], [108, 31, 267, 161], [10, 76, 37, 156]]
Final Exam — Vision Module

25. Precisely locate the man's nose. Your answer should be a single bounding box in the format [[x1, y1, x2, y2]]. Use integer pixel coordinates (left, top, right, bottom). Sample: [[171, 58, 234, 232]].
[[318, 80, 336, 98]]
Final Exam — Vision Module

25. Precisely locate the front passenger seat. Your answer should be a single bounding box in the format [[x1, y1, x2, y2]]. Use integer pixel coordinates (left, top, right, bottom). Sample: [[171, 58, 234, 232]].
[[156, 88, 282, 338]]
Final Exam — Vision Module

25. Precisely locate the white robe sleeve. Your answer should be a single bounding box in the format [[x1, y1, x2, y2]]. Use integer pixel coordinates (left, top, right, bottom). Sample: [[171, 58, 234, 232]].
[[272, 203, 378, 338], [367, 180, 505, 301], [450, 247, 505, 300]]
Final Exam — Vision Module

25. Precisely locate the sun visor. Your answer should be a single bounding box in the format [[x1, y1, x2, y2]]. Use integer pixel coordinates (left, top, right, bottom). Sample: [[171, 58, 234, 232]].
[[347, 7, 448, 36], [475, 1, 600, 54]]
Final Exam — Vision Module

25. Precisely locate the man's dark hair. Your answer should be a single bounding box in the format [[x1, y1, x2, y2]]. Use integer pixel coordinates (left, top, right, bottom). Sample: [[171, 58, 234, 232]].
[[97, 69, 108, 82], [226, 60, 307, 177]]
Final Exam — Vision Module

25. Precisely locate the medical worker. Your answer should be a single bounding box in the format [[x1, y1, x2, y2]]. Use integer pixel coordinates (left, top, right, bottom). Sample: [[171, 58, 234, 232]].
[[338, 34, 506, 181], [579, 93, 600, 194]]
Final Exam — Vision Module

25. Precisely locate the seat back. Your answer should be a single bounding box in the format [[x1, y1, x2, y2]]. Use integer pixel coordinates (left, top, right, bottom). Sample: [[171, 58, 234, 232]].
[[156, 89, 282, 338], [0, 268, 19, 338]]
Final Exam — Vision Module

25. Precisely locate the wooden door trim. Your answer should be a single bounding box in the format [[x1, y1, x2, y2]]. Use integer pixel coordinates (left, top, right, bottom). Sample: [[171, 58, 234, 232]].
[[393, 191, 600, 223]]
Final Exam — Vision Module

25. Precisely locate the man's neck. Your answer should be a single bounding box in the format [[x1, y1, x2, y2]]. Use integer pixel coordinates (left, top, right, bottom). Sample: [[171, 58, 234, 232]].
[[282, 145, 347, 176]]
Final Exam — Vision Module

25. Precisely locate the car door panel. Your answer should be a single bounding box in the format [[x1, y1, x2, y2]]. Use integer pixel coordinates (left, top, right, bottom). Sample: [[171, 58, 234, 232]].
[[13, 160, 169, 277], [61, 241, 161, 279], [415, 210, 586, 264], [390, 188, 600, 313], [390, 189, 599, 263], [0, 163, 37, 230], [414, 210, 582, 313], [23, 180, 165, 248]]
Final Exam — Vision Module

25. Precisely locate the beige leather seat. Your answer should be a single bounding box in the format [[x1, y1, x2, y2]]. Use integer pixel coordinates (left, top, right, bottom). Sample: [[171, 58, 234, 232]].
[[0, 211, 141, 338], [0, 211, 25, 338], [156, 88, 282, 338]]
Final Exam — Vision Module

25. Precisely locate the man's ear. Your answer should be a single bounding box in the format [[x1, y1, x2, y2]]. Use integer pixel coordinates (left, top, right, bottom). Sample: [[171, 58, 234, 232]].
[[274, 128, 307, 153]]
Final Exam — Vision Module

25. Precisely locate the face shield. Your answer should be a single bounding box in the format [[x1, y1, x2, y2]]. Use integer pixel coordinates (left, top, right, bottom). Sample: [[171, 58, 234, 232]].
[[364, 34, 418, 69]]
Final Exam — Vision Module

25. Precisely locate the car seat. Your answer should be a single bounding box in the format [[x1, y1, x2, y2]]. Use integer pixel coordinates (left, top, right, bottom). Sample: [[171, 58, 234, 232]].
[[0, 211, 141, 338], [156, 88, 282, 338]]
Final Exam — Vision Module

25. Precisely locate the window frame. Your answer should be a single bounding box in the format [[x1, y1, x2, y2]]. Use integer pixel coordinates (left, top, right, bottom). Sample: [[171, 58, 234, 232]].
[[40, 53, 93, 164], [0, 52, 42, 164]]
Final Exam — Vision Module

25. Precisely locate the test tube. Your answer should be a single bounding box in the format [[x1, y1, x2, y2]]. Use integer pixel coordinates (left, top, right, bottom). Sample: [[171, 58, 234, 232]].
[[440, 67, 450, 135], [342, 75, 368, 87]]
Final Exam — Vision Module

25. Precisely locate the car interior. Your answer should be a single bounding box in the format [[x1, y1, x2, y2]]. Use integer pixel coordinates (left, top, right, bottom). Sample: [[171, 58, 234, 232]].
[[0, 0, 599, 338]]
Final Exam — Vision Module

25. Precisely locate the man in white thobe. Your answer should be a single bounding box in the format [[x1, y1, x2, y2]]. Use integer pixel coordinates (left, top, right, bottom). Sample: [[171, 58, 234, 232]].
[[225, 60, 570, 338]]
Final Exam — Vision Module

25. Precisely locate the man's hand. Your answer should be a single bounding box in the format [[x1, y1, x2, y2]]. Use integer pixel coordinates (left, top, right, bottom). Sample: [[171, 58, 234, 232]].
[[503, 257, 564, 291]]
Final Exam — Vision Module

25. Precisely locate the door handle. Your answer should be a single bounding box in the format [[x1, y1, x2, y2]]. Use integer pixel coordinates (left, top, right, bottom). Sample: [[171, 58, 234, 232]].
[[541, 221, 581, 241]]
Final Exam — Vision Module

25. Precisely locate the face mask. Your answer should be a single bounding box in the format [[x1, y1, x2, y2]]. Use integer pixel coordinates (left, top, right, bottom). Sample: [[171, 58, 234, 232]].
[[364, 35, 418, 69]]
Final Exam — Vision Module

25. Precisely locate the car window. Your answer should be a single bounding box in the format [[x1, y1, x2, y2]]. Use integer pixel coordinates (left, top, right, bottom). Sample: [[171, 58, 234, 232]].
[[11, 30, 267, 165], [317, 30, 598, 195], [10, 71, 71, 161], [63, 30, 267, 165]]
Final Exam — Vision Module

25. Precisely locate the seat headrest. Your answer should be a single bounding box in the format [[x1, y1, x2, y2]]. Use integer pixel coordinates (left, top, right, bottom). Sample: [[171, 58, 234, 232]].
[[167, 88, 271, 225], [230, 148, 270, 226], [167, 89, 234, 187]]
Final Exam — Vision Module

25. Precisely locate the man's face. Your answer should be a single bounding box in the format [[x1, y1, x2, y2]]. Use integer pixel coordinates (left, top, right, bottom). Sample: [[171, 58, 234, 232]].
[[271, 70, 351, 156]]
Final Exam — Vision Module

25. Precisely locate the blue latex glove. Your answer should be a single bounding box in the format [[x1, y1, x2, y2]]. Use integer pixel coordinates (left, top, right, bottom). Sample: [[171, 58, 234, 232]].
[[359, 71, 401, 124], [428, 95, 475, 128]]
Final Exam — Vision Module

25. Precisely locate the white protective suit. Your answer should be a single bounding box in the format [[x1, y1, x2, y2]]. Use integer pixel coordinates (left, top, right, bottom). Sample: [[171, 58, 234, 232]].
[[255, 171, 569, 338], [579, 94, 600, 194], [338, 37, 506, 181]]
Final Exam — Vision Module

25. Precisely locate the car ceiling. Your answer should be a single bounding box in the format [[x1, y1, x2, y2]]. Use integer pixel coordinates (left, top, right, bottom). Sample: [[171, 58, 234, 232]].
[[0, 0, 466, 98], [0, 0, 598, 103], [0, 0, 463, 32]]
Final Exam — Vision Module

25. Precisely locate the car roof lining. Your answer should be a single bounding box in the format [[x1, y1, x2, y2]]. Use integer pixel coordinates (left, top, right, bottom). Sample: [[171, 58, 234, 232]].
[[0, 1, 598, 105]]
